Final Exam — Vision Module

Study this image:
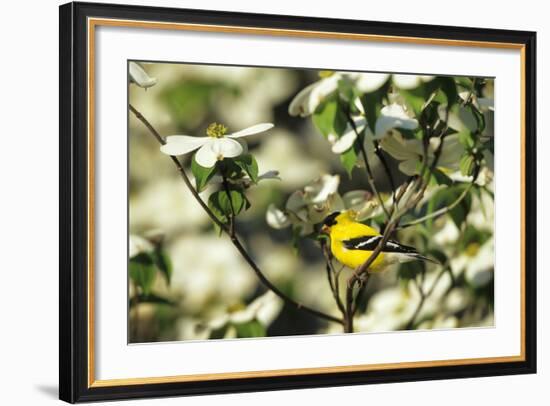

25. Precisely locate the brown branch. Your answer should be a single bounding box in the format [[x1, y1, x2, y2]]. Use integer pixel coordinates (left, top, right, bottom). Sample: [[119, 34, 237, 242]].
[[322, 242, 346, 316], [130, 103, 341, 325]]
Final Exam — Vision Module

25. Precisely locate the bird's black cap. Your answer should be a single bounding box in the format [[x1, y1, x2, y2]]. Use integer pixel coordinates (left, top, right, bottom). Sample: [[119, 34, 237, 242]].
[[322, 211, 340, 227]]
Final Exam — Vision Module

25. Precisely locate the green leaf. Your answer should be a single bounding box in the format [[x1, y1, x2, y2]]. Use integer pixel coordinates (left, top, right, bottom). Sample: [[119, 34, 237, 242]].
[[340, 145, 358, 177], [438, 77, 458, 108], [129, 253, 156, 296], [448, 188, 472, 228], [459, 154, 475, 176], [234, 154, 259, 183], [208, 188, 247, 219], [209, 324, 230, 340], [207, 193, 228, 225], [398, 261, 425, 281], [399, 89, 425, 117], [469, 104, 486, 133], [191, 155, 217, 192], [461, 224, 492, 250], [458, 131, 475, 149], [337, 77, 357, 102], [419, 99, 440, 128], [431, 168, 453, 186], [153, 249, 173, 285], [426, 249, 447, 265], [312, 96, 348, 137], [130, 293, 175, 307], [361, 92, 382, 133], [233, 319, 266, 338], [429, 185, 472, 229], [455, 77, 474, 91]]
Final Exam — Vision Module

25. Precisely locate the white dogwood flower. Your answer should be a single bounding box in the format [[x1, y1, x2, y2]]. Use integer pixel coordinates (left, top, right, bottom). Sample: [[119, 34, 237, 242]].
[[129, 234, 154, 258], [266, 175, 378, 234], [329, 117, 367, 154], [288, 73, 341, 117], [129, 62, 157, 89], [288, 72, 435, 118], [160, 122, 273, 167], [289, 72, 392, 117], [375, 103, 419, 138]]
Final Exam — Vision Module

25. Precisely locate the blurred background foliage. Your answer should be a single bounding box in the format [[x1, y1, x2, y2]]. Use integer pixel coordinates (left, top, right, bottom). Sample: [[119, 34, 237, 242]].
[[128, 62, 494, 343]]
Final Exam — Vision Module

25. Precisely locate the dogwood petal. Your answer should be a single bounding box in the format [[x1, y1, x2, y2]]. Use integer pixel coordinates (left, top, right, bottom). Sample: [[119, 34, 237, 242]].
[[129, 234, 154, 258], [380, 132, 423, 161], [129, 62, 157, 88], [354, 72, 390, 93], [228, 123, 274, 138], [285, 191, 309, 221], [266, 204, 291, 229], [195, 138, 244, 168], [304, 174, 340, 204], [289, 76, 340, 117], [194, 142, 219, 168], [375, 103, 418, 138], [160, 136, 209, 156], [211, 138, 243, 158], [309, 75, 340, 109], [288, 82, 317, 117], [331, 130, 357, 154], [398, 159, 421, 176], [436, 134, 464, 169], [343, 190, 378, 221], [393, 74, 421, 90], [258, 170, 281, 181]]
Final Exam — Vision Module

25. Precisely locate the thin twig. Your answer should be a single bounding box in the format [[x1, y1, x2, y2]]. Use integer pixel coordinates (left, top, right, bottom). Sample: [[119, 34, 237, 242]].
[[345, 113, 391, 220], [221, 173, 236, 236], [322, 242, 346, 316], [398, 183, 474, 229], [129, 103, 341, 325], [405, 266, 448, 329], [373, 140, 397, 206]]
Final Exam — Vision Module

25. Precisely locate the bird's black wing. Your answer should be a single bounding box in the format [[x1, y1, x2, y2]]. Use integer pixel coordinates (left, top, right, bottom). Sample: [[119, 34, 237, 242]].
[[342, 236, 419, 254]]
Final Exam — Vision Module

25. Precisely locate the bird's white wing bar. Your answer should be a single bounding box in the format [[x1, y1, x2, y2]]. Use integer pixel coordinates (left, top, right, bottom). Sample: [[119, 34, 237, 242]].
[[342, 236, 419, 254]]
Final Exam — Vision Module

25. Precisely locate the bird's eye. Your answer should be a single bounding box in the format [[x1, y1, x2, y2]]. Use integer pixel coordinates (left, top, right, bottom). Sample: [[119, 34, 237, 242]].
[[323, 211, 340, 227]]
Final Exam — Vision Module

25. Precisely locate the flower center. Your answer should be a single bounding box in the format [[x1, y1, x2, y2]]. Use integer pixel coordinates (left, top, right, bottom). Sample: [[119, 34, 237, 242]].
[[465, 243, 480, 257], [318, 70, 335, 78], [206, 122, 228, 138]]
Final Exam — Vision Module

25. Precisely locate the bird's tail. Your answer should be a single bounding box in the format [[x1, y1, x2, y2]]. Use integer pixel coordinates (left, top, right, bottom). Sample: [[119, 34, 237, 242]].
[[406, 253, 442, 265]]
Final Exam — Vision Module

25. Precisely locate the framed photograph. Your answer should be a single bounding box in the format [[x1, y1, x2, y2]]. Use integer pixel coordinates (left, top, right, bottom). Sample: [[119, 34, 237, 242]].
[[59, 1, 536, 403]]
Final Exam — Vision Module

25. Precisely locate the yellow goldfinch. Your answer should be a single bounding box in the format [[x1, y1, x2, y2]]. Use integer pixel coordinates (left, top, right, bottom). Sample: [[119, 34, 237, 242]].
[[321, 211, 437, 271]]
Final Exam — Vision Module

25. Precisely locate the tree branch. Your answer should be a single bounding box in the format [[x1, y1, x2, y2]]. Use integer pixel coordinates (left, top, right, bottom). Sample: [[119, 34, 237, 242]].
[[322, 242, 346, 316]]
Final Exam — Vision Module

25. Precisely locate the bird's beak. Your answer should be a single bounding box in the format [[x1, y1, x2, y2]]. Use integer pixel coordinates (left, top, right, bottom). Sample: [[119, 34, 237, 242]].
[[320, 225, 330, 234]]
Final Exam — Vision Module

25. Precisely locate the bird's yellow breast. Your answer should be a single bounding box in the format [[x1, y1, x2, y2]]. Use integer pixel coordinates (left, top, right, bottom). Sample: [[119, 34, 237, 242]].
[[329, 220, 386, 271]]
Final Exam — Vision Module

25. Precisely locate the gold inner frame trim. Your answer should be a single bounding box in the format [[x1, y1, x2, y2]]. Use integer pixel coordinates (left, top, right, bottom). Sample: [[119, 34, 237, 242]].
[[87, 17, 527, 388]]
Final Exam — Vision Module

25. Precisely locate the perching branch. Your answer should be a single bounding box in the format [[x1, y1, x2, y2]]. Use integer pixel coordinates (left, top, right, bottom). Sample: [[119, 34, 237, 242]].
[[130, 103, 341, 325], [322, 242, 346, 316]]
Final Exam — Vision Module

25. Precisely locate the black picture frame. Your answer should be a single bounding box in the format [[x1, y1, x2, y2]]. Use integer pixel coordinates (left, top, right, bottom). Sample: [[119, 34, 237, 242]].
[[59, 1, 537, 403]]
